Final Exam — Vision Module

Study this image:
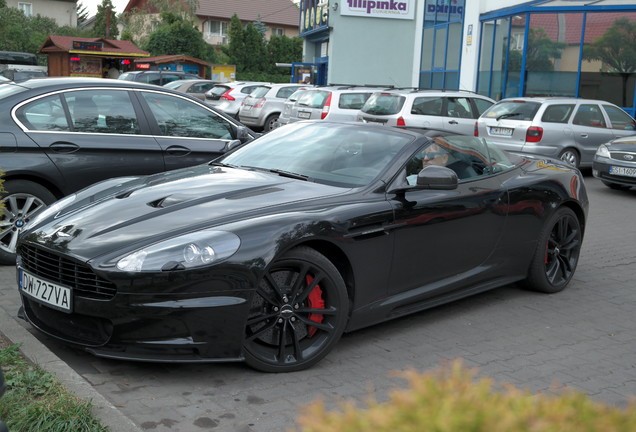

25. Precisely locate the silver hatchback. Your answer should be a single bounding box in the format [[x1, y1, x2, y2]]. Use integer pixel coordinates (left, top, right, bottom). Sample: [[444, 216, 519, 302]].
[[357, 89, 495, 135], [476, 97, 636, 168], [288, 86, 387, 123], [204, 81, 268, 118], [238, 83, 308, 131]]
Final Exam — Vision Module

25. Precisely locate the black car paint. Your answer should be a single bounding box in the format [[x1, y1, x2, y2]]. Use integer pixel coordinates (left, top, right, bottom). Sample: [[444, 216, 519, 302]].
[[16, 122, 588, 365]]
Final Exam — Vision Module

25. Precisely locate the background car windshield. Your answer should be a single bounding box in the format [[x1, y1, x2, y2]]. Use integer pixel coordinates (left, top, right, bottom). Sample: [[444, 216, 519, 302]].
[[482, 101, 541, 121], [362, 93, 406, 115], [221, 122, 413, 187], [297, 91, 329, 108], [249, 86, 270, 98], [163, 81, 184, 90]]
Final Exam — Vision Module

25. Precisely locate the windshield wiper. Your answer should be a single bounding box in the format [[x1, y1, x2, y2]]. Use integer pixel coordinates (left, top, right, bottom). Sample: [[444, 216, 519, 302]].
[[496, 112, 522, 121], [268, 169, 309, 181], [209, 162, 239, 168]]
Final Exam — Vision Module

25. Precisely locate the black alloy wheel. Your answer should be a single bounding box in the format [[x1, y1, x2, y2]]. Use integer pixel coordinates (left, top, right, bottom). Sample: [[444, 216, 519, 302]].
[[522, 207, 582, 293], [243, 246, 348, 372]]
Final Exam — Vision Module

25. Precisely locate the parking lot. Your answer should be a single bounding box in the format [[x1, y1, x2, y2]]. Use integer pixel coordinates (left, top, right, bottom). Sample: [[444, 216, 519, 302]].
[[1, 172, 636, 432]]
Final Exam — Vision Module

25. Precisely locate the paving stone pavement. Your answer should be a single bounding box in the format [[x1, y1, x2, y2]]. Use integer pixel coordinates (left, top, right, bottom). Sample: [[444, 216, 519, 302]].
[[1, 173, 636, 432]]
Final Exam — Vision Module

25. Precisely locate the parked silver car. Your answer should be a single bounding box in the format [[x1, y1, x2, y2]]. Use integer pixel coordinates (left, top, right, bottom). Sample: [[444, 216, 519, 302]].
[[204, 81, 268, 117], [163, 79, 218, 101], [356, 89, 495, 135], [238, 83, 308, 131], [476, 97, 636, 168], [276, 88, 310, 129], [288, 86, 387, 123]]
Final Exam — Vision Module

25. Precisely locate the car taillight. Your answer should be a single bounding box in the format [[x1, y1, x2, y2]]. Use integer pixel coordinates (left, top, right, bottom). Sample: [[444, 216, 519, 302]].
[[221, 89, 235, 101], [254, 97, 266, 108], [474, 121, 479, 137], [321, 93, 332, 119], [526, 126, 543, 143], [397, 116, 406, 127]]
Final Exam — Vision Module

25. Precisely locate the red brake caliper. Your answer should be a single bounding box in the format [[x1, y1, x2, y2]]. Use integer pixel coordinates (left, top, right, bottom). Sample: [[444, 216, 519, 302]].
[[305, 275, 324, 337]]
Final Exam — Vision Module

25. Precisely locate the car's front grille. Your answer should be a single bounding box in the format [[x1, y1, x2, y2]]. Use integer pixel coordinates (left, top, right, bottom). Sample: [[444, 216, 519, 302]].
[[19, 244, 117, 300], [609, 151, 636, 162]]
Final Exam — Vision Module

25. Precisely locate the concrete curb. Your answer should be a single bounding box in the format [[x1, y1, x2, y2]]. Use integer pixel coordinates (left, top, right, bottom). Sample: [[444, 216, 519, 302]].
[[0, 309, 143, 432]]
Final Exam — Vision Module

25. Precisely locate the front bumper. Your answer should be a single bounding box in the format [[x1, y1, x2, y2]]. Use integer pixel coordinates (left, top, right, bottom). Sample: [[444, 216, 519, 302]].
[[592, 157, 636, 187], [18, 256, 255, 363]]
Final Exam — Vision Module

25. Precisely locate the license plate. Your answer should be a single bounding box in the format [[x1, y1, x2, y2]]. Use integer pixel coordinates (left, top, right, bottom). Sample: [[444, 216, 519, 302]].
[[18, 268, 72, 313], [490, 127, 513, 137], [609, 166, 636, 177], [363, 118, 386, 125], [298, 111, 311, 119]]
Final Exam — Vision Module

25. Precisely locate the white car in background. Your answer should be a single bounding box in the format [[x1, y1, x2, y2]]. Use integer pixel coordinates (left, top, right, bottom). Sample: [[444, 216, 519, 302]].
[[204, 81, 267, 118]]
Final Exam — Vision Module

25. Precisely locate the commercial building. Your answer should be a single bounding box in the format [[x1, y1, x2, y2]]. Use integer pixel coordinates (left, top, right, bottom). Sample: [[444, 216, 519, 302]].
[[299, 0, 636, 115]]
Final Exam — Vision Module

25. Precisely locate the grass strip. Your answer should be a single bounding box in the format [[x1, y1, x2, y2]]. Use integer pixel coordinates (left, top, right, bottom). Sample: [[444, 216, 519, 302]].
[[0, 343, 108, 432]]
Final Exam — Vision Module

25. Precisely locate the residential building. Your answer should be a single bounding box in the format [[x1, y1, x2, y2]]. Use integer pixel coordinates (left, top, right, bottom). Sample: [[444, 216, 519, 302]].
[[123, 0, 299, 46], [6, 0, 77, 27]]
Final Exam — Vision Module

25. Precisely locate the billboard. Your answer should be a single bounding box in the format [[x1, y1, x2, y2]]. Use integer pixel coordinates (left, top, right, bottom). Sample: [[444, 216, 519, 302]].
[[340, 0, 415, 20]]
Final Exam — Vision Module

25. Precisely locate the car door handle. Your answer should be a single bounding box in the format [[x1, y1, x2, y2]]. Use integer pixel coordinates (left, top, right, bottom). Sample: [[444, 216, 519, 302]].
[[165, 145, 191, 156], [448, 120, 459, 125], [579, 133, 588, 138], [49, 142, 80, 153]]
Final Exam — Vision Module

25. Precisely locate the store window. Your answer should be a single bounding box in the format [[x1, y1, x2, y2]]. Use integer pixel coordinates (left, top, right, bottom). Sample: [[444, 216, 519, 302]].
[[420, 0, 465, 90], [478, 8, 636, 115]]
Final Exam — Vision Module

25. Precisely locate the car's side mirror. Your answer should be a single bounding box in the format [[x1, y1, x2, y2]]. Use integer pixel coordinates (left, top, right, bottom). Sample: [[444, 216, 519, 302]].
[[222, 139, 243, 153], [235, 126, 251, 143], [416, 165, 458, 190]]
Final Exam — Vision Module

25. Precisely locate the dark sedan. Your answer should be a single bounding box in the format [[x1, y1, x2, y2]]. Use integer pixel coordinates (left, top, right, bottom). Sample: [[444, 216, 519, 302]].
[[593, 135, 636, 190], [16, 121, 588, 372], [0, 77, 255, 265]]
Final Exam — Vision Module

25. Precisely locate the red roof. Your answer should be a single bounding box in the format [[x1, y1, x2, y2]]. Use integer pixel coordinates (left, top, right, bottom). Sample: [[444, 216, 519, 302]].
[[124, 0, 299, 27], [524, 13, 627, 44], [39, 35, 149, 56]]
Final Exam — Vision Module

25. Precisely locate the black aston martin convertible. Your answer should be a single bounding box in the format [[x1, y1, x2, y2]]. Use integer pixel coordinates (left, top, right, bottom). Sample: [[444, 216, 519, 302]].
[[15, 121, 588, 372]]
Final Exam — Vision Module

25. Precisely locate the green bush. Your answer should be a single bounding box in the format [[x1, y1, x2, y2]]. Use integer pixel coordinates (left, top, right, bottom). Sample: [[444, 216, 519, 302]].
[[294, 360, 636, 432], [235, 72, 292, 83]]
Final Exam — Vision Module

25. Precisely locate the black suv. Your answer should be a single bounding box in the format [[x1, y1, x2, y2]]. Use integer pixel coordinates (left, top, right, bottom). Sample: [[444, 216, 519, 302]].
[[118, 70, 200, 86]]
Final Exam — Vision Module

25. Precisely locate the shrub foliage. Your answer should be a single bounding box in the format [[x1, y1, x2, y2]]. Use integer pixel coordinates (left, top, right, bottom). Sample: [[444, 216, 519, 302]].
[[295, 360, 636, 432]]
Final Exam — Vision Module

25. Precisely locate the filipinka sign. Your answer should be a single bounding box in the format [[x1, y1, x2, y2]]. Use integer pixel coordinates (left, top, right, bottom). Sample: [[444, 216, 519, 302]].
[[341, 0, 415, 20]]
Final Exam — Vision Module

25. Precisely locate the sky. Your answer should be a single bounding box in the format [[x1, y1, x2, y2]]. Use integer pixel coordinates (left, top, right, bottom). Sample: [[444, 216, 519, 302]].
[[82, 0, 130, 17]]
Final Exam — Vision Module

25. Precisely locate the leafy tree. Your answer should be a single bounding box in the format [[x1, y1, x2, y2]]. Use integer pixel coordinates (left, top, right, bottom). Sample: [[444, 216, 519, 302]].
[[143, 11, 217, 62], [92, 0, 119, 39], [242, 23, 267, 73], [583, 17, 636, 107], [224, 14, 247, 72], [121, 0, 199, 47], [77, 2, 90, 26], [525, 27, 566, 71], [253, 15, 268, 37], [267, 35, 303, 73], [0, 6, 58, 60]]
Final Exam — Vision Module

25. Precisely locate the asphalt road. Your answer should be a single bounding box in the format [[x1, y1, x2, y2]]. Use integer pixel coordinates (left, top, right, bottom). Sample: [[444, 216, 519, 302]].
[[1, 172, 636, 432]]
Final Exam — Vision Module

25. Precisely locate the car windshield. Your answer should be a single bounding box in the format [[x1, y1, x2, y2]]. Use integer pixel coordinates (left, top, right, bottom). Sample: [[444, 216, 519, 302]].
[[118, 72, 136, 81], [249, 86, 271, 98], [296, 90, 330, 108], [482, 101, 541, 121], [361, 93, 406, 115], [163, 81, 183, 89], [209, 85, 230, 96], [219, 122, 414, 187]]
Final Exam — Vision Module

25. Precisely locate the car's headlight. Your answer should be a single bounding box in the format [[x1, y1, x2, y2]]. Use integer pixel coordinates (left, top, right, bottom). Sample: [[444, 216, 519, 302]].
[[26, 194, 77, 229], [116, 230, 240, 272], [596, 144, 611, 158]]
